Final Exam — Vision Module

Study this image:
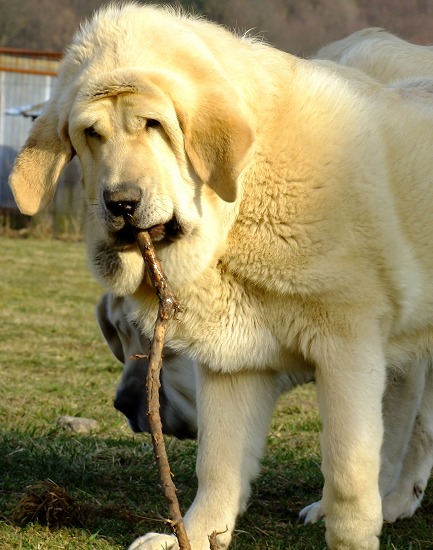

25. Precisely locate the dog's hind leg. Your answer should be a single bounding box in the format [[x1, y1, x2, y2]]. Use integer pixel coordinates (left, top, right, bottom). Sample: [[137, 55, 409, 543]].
[[382, 365, 433, 522], [379, 359, 428, 499]]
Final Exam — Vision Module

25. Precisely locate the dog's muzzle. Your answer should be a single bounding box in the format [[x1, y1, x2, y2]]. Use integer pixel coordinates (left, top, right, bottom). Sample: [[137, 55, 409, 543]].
[[114, 379, 197, 439], [103, 183, 183, 246]]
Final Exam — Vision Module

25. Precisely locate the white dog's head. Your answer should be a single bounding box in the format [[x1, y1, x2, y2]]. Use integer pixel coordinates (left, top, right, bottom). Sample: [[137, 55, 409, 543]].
[[9, 4, 254, 296], [96, 293, 197, 439]]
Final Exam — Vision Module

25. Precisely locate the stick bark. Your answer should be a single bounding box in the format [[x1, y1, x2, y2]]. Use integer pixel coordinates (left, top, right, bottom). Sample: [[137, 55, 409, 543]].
[[136, 230, 191, 550]]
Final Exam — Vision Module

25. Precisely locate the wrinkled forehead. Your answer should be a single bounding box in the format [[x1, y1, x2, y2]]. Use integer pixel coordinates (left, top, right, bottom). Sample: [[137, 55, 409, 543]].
[[67, 69, 180, 130], [80, 74, 164, 102]]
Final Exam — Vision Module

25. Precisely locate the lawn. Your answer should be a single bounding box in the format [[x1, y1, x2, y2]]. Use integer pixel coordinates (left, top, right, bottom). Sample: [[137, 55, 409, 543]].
[[1, 236, 432, 549]]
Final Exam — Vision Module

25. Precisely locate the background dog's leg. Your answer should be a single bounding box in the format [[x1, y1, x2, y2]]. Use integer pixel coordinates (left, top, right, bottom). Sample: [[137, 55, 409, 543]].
[[183, 366, 281, 549], [314, 332, 386, 550], [299, 359, 433, 529], [379, 360, 428, 499], [382, 366, 433, 522]]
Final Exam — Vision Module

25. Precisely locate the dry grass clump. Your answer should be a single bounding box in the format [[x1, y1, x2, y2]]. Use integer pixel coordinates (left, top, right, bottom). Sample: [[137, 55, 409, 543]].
[[11, 479, 86, 528]]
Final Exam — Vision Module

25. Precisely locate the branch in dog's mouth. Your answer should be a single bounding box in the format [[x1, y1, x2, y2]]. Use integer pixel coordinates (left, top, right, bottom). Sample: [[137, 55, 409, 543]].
[[112, 216, 183, 248], [135, 230, 190, 549], [147, 216, 183, 242]]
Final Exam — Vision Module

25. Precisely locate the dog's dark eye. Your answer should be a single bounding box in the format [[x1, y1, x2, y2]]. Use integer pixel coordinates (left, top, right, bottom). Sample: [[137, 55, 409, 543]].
[[85, 126, 100, 139], [146, 118, 161, 130]]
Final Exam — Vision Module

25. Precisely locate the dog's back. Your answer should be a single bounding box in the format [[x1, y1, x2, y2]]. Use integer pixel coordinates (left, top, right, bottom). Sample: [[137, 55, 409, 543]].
[[315, 28, 433, 83]]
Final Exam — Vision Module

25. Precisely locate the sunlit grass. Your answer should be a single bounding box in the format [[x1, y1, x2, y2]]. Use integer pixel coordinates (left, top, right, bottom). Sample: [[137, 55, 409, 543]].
[[1, 236, 432, 549]]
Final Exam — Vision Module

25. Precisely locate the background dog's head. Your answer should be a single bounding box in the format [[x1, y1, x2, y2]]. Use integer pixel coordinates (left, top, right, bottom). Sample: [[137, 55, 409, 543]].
[[96, 292, 197, 439]]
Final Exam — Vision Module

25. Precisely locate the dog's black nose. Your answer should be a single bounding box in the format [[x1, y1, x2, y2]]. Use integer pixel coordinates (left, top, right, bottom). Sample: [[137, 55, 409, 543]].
[[103, 184, 142, 218], [114, 385, 142, 419]]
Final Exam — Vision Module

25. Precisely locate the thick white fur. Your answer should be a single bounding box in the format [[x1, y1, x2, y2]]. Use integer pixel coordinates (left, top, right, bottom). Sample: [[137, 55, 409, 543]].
[[315, 28, 433, 83], [8, 5, 433, 549], [308, 28, 433, 529]]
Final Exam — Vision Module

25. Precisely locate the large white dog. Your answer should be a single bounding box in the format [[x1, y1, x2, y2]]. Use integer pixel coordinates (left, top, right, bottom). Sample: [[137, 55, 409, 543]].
[[9, 5, 433, 549]]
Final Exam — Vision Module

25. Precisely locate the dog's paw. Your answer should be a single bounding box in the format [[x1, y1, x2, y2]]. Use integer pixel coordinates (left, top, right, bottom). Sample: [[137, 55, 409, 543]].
[[382, 482, 425, 523], [299, 500, 325, 524], [326, 531, 380, 550], [128, 533, 178, 550]]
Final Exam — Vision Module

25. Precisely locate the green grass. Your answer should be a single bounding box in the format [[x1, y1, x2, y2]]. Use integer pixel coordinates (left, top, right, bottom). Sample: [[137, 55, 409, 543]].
[[1, 235, 432, 549]]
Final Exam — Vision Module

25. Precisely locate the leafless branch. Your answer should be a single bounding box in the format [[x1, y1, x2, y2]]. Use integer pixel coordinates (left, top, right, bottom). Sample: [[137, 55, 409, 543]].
[[136, 230, 190, 550]]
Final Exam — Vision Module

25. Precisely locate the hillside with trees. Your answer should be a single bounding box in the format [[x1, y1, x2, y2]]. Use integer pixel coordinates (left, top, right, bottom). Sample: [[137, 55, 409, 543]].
[[0, 0, 432, 56]]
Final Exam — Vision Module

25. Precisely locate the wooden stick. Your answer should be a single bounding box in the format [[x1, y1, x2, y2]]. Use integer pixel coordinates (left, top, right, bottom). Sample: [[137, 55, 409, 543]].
[[208, 530, 227, 550], [136, 230, 191, 550]]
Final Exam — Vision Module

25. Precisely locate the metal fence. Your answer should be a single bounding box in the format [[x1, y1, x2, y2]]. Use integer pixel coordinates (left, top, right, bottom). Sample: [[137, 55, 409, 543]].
[[0, 48, 83, 235]]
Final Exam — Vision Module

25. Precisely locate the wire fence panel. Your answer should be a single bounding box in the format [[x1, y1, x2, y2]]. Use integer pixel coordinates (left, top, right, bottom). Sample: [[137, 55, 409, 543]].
[[0, 49, 83, 236]]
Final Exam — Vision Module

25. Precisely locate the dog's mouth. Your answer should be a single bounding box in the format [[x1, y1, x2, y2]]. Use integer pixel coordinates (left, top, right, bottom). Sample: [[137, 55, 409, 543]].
[[110, 216, 183, 249]]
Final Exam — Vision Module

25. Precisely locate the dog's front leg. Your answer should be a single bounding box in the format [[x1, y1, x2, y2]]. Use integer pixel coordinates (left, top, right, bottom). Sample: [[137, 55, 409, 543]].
[[129, 366, 280, 550], [314, 332, 386, 550], [182, 365, 281, 549]]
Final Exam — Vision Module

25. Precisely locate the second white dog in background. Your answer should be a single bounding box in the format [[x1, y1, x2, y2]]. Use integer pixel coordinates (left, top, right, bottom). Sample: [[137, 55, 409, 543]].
[[314, 27, 433, 83]]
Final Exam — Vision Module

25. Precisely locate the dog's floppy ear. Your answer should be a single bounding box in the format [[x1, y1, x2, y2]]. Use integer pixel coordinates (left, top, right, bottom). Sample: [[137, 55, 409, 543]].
[[96, 294, 126, 364], [178, 88, 254, 203], [9, 102, 73, 215]]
